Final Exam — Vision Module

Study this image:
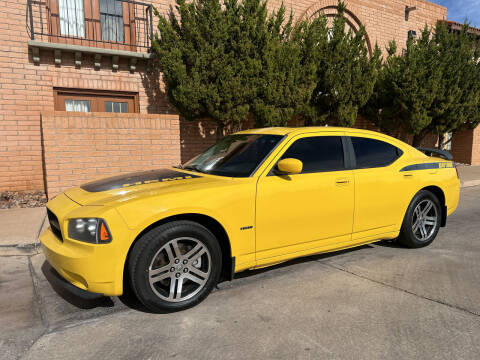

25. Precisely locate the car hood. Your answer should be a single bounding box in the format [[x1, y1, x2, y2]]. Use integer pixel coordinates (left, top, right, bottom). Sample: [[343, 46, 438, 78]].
[[64, 168, 225, 206]]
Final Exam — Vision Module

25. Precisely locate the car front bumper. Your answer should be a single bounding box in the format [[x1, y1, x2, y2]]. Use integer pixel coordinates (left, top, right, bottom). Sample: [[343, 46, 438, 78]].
[[39, 193, 135, 297], [40, 228, 123, 296]]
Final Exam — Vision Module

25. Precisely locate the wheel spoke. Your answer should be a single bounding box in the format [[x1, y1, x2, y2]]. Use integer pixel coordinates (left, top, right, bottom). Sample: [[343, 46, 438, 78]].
[[164, 245, 175, 264], [420, 224, 428, 239], [184, 243, 205, 260], [149, 264, 171, 277], [424, 219, 436, 226], [171, 239, 182, 258], [412, 220, 420, 233], [150, 271, 171, 284], [414, 206, 421, 219], [422, 201, 433, 216], [175, 277, 184, 299], [169, 278, 177, 300], [189, 266, 208, 280], [184, 272, 207, 286]]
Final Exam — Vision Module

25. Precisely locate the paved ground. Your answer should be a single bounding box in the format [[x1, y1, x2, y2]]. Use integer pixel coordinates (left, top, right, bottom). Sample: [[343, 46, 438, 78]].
[[0, 208, 46, 255], [458, 165, 480, 188], [1, 185, 480, 359]]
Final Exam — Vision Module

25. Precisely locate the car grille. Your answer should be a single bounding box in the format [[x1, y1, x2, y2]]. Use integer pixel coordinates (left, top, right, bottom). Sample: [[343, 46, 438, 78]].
[[47, 209, 63, 242]]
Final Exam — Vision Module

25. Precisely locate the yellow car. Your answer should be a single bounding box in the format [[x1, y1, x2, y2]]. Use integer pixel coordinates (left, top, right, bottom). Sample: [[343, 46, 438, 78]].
[[40, 127, 460, 312]]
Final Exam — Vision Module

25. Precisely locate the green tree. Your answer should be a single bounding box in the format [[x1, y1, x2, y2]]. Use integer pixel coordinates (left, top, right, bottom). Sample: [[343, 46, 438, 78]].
[[432, 22, 480, 148], [302, 1, 381, 127], [364, 23, 480, 147], [152, 0, 324, 129], [252, 8, 329, 127]]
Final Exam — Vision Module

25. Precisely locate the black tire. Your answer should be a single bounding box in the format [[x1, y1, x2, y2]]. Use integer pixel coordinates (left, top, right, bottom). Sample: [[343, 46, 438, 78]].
[[398, 190, 441, 248], [128, 220, 222, 312]]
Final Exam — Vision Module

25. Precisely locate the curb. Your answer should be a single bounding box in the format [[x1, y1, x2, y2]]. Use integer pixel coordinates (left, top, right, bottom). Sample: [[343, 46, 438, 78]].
[[0, 243, 41, 256], [461, 180, 480, 188]]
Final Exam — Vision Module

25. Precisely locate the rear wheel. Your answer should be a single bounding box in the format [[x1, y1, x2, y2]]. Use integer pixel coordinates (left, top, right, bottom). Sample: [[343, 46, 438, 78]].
[[128, 221, 222, 312], [398, 190, 441, 248]]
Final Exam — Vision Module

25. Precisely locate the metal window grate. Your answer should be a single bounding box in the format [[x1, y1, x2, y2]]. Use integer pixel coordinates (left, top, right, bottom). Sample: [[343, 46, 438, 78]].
[[27, 0, 153, 52]]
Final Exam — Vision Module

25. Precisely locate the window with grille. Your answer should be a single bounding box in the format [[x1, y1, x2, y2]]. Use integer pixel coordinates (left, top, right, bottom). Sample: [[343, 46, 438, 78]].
[[100, 0, 124, 43], [58, 0, 85, 37]]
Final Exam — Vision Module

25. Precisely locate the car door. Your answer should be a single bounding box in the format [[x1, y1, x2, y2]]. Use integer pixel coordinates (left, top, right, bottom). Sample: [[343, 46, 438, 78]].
[[255, 132, 355, 262], [348, 134, 409, 241]]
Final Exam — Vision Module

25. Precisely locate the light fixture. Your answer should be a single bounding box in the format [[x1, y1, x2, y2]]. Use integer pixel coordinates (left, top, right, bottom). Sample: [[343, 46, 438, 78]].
[[405, 5, 417, 21]]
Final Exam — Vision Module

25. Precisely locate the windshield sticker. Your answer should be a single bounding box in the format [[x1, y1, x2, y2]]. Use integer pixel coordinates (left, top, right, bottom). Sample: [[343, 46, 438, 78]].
[[81, 169, 201, 192]]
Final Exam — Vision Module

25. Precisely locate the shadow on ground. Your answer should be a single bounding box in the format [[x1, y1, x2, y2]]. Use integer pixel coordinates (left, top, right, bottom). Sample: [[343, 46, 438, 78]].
[[40, 243, 382, 315]]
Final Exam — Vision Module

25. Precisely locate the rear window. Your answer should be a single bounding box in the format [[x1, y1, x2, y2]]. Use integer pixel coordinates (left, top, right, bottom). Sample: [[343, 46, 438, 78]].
[[351, 137, 403, 169]]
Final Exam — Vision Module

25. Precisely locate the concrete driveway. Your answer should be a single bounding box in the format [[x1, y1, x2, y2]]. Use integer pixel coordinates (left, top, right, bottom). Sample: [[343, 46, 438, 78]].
[[1, 186, 480, 360]]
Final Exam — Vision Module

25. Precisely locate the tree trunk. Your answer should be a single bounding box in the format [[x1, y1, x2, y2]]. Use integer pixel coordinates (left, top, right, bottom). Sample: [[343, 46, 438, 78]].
[[412, 127, 431, 148], [412, 134, 423, 147], [216, 122, 225, 140]]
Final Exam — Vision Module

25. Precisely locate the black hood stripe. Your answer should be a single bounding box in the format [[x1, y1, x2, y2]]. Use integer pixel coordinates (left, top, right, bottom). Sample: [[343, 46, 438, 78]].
[[81, 169, 201, 192]]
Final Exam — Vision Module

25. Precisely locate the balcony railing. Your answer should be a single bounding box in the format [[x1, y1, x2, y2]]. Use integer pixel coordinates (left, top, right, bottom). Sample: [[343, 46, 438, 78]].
[[27, 0, 154, 53]]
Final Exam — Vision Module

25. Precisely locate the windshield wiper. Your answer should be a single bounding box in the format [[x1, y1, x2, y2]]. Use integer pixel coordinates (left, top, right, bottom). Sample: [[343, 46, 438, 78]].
[[183, 164, 206, 174]]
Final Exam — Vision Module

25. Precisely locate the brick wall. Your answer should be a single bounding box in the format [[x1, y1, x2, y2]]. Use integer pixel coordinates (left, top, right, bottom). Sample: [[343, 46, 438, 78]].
[[180, 119, 222, 164], [0, 0, 174, 192], [451, 130, 474, 164], [41, 112, 180, 196], [473, 127, 480, 166]]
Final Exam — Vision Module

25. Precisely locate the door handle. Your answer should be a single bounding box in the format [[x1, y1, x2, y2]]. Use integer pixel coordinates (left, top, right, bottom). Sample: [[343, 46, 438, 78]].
[[335, 178, 350, 185], [403, 173, 414, 178]]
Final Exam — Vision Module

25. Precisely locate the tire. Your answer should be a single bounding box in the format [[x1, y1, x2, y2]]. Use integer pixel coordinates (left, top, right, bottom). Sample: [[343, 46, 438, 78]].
[[128, 220, 222, 312], [398, 190, 441, 248]]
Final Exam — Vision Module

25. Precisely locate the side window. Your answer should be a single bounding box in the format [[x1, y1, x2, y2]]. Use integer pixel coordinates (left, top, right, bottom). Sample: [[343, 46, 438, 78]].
[[279, 136, 345, 173], [351, 137, 403, 169]]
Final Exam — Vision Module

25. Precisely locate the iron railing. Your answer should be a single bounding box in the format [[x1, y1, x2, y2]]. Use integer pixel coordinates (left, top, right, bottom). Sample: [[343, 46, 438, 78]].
[[27, 0, 154, 53]]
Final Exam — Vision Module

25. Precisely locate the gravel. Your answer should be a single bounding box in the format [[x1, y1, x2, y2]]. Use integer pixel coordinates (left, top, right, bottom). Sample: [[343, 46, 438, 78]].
[[0, 191, 47, 209]]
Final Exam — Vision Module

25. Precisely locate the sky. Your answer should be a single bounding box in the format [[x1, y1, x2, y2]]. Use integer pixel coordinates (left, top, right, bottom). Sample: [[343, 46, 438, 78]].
[[431, 0, 480, 28]]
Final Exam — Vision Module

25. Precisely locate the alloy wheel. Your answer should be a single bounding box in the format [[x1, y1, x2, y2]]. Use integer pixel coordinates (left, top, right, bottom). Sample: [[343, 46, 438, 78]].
[[411, 199, 438, 242], [148, 237, 211, 302]]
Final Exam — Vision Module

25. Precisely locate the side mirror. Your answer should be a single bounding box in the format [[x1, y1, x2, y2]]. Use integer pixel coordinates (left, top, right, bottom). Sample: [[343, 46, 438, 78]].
[[276, 158, 303, 175]]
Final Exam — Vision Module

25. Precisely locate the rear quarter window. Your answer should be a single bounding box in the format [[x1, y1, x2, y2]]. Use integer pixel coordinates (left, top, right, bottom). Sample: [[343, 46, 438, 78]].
[[351, 137, 403, 169]]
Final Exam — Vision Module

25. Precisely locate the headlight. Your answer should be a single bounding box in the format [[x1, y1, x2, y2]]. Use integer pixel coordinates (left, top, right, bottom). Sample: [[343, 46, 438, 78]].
[[67, 218, 112, 244]]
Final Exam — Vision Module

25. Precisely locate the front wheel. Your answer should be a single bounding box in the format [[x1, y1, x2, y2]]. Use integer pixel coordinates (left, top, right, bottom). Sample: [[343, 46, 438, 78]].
[[128, 220, 222, 312], [398, 190, 441, 248]]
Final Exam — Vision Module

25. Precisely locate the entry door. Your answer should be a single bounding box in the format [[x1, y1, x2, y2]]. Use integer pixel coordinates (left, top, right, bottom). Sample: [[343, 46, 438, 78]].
[[255, 133, 354, 261], [348, 135, 410, 238]]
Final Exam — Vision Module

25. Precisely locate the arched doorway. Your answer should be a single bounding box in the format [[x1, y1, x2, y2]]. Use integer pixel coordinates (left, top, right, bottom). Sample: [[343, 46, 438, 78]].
[[300, 1, 373, 55]]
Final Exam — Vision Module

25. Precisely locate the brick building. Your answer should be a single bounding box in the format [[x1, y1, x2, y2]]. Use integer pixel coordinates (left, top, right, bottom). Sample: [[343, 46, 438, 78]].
[[0, 0, 476, 197]]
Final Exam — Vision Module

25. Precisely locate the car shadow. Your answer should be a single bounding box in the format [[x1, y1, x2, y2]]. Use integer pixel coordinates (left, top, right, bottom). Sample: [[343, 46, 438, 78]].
[[374, 239, 403, 248], [41, 243, 378, 314], [228, 244, 373, 281]]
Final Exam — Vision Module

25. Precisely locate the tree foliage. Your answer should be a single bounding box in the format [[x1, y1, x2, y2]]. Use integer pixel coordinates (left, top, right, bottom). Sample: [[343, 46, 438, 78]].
[[152, 0, 324, 128], [301, 2, 381, 127], [363, 23, 480, 146]]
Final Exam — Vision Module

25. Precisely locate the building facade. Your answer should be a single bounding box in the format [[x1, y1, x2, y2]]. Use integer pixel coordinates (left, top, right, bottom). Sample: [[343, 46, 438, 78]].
[[1, 0, 474, 197]]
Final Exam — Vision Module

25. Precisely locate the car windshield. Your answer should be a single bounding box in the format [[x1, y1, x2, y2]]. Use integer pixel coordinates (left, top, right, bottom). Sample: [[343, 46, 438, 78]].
[[182, 134, 283, 177]]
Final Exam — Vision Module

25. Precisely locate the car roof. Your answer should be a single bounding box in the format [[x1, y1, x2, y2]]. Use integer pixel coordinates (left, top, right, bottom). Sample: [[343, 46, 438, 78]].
[[235, 126, 390, 138], [235, 126, 418, 154]]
